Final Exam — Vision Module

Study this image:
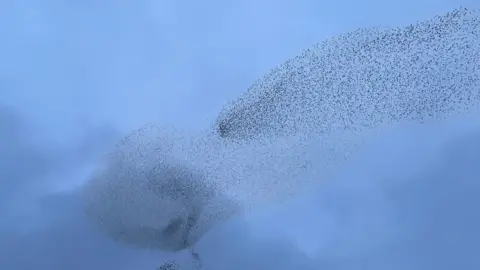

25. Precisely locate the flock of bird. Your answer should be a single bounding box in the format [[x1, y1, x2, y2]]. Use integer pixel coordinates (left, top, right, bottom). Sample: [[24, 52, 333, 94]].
[[81, 7, 479, 270]]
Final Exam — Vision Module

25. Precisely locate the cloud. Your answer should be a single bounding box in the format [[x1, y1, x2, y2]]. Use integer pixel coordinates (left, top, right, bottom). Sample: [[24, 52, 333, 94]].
[[0, 105, 132, 269], [0, 190, 167, 270], [0, 104, 116, 213], [258, 110, 480, 270], [175, 108, 480, 270]]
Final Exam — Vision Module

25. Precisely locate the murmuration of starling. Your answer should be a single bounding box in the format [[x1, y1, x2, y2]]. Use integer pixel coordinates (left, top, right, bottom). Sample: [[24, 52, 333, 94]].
[[216, 8, 480, 141]]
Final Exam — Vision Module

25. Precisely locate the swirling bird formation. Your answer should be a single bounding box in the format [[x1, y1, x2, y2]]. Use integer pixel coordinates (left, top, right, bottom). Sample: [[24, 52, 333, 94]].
[[82, 8, 480, 270]]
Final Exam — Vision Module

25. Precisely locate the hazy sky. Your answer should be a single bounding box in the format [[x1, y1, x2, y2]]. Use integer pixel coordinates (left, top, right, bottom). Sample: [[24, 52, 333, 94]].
[[0, 1, 479, 269]]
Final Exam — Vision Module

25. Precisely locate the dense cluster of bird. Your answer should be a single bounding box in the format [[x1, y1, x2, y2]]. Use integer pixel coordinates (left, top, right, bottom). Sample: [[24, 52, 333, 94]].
[[217, 8, 479, 140], [82, 7, 479, 270]]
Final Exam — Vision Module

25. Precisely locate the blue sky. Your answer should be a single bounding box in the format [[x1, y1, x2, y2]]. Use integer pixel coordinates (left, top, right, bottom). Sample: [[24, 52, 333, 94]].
[[1, 1, 479, 269]]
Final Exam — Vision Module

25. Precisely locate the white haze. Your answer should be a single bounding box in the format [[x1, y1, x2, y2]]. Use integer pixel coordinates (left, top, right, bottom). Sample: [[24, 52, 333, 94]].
[[190, 105, 480, 270]]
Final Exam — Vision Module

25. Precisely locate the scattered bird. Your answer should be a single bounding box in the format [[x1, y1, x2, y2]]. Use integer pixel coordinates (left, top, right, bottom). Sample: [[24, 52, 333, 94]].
[[81, 7, 479, 269]]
